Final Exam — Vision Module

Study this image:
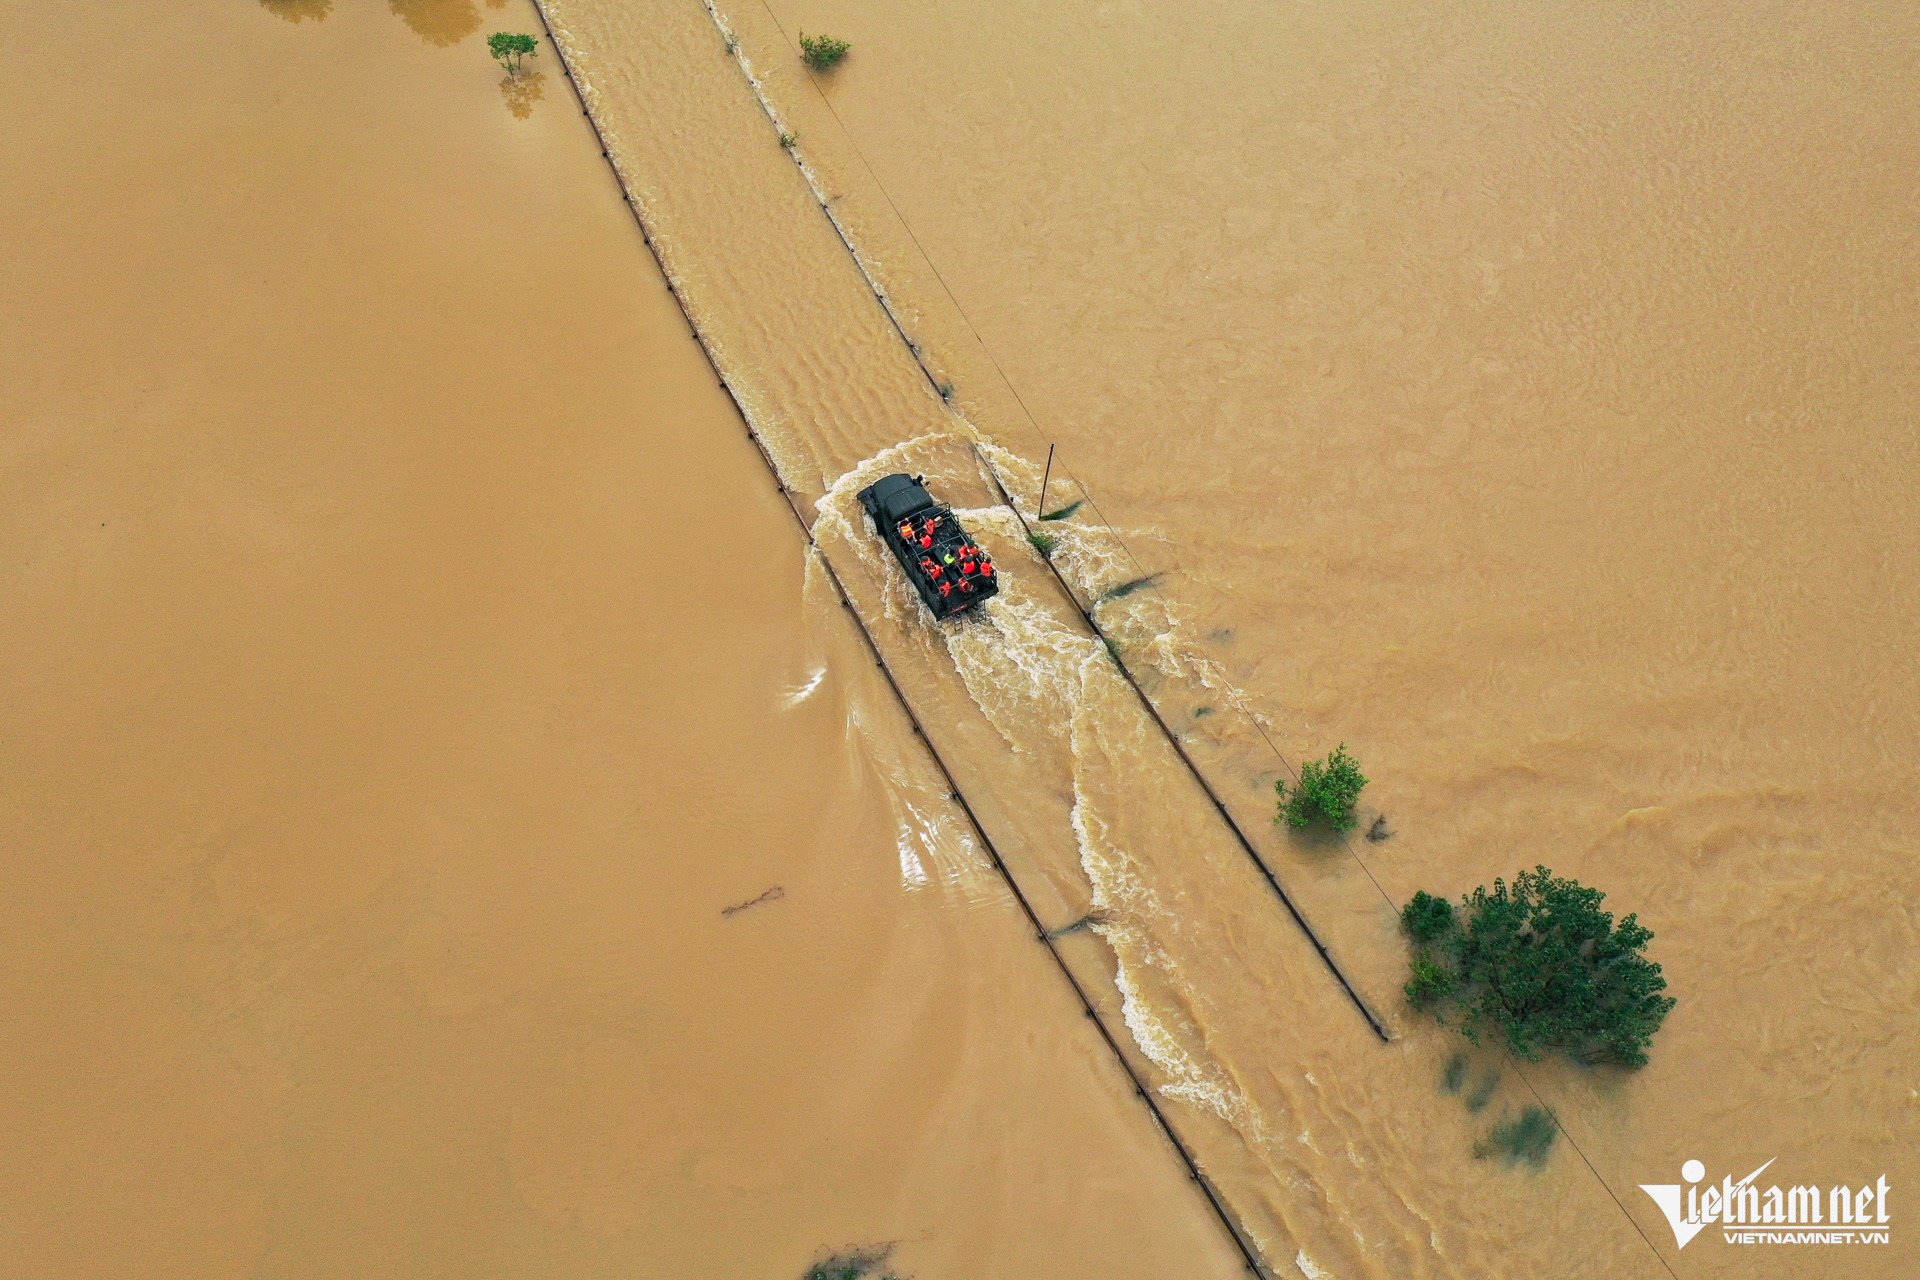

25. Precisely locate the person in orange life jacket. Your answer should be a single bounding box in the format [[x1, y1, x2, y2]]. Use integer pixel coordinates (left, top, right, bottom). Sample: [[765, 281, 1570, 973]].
[[919, 556, 941, 577], [896, 520, 915, 541], [938, 579, 952, 598]]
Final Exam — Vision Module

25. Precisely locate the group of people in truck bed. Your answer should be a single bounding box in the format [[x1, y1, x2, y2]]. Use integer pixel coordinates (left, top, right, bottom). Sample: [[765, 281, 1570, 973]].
[[895, 511, 996, 603]]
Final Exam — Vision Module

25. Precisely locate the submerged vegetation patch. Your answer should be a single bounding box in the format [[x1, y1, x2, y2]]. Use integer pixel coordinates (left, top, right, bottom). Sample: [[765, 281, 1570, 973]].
[[1476, 1107, 1558, 1169], [1095, 574, 1162, 604], [802, 1246, 899, 1280], [1027, 530, 1057, 558], [1039, 498, 1084, 522]]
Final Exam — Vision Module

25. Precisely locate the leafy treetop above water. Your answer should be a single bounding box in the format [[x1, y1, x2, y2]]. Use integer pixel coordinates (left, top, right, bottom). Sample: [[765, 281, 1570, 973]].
[[1401, 866, 1675, 1069], [488, 32, 538, 77], [799, 31, 851, 71]]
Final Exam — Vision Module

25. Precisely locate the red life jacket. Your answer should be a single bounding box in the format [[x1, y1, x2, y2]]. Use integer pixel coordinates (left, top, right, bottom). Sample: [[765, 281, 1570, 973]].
[[938, 580, 952, 597]]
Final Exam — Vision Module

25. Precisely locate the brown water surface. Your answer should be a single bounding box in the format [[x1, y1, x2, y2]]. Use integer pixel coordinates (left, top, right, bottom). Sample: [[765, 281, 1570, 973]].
[[541, 1, 1919, 1276], [0, 3, 1250, 1276]]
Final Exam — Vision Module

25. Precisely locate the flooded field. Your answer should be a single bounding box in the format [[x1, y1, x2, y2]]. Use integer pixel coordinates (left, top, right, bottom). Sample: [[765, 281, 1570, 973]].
[[0, 3, 1253, 1277], [540, 0, 1918, 1277], [7, 0, 1914, 1276]]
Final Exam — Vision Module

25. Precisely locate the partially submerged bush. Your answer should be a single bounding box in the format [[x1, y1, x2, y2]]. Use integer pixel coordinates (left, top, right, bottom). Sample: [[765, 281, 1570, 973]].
[[1404, 950, 1451, 1009], [487, 32, 538, 77], [1400, 890, 1454, 944], [1277, 743, 1367, 831], [802, 1246, 899, 1280], [1400, 866, 1675, 1068], [799, 31, 850, 71]]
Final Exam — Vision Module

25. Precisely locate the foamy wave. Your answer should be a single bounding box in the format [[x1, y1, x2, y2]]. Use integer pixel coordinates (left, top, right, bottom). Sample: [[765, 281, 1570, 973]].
[[1295, 1250, 1334, 1280], [780, 665, 827, 708]]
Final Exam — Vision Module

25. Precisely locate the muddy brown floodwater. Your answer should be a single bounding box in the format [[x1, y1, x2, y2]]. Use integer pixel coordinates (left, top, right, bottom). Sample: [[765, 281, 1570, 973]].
[[1, 3, 1253, 1277], [540, 0, 1918, 1277]]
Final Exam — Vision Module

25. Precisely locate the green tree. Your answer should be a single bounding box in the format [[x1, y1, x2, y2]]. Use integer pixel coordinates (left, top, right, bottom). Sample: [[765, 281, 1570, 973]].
[[1403, 866, 1675, 1068], [1401, 890, 1454, 944], [1404, 950, 1452, 1010], [1277, 743, 1367, 831], [488, 32, 539, 78], [798, 31, 851, 71]]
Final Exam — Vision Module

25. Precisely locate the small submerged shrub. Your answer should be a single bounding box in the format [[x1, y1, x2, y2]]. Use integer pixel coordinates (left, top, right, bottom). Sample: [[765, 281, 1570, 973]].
[[936, 381, 954, 401], [1096, 574, 1160, 604], [802, 1246, 899, 1280], [799, 31, 851, 71], [779, 131, 797, 150], [1476, 1107, 1558, 1169], [1027, 530, 1057, 557], [1039, 498, 1084, 522], [1441, 1053, 1468, 1095], [1277, 743, 1367, 832]]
